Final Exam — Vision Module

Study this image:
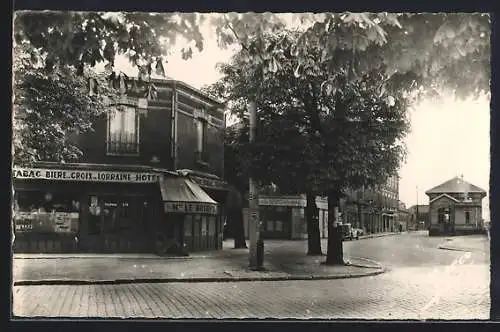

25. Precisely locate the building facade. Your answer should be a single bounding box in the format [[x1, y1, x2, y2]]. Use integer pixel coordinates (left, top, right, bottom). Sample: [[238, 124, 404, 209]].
[[397, 201, 410, 231], [407, 205, 430, 230], [426, 176, 487, 236], [343, 175, 400, 234], [246, 174, 400, 240], [12, 78, 228, 254], [242, 195, 328, 240]]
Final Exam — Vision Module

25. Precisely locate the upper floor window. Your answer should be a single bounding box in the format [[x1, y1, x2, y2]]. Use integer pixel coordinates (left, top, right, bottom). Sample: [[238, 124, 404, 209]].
[[195, 115, 208, 162], [107, 106, 139, 155]]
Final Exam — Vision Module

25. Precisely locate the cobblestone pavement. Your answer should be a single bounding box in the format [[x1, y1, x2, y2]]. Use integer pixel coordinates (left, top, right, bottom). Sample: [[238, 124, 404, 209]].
[[12, 232, 490, 319], [12, 263, 488, 319]]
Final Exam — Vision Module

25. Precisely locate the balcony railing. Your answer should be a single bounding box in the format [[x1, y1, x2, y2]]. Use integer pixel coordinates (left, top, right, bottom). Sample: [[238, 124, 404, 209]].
[[107, 132, 139, 155]]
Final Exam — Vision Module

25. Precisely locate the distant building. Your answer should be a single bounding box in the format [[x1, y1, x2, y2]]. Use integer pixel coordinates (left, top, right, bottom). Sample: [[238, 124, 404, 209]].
[[343, 174, 400, 234], [397, 201, 410, 231], [242, 195, 328, 240], [425, 176, 487, 236], [407, 205, 430, 230]]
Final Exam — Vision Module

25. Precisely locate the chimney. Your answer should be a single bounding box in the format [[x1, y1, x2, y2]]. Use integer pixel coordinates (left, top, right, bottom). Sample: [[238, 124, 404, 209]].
[[461, 174, 469, 201]]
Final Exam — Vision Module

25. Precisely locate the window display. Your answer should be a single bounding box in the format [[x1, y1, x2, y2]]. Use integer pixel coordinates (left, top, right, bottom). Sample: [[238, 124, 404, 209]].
[[13, 190, 80, 234]]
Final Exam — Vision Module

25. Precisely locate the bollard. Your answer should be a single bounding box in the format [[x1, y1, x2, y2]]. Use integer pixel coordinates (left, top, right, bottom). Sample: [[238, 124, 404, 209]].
[[256, 238, 264, 270]]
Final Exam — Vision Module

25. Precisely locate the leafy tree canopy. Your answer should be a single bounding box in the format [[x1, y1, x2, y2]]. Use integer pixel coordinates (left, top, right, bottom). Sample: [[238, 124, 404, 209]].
[[12, 43, 117, 165], [210, 12, 490, 100], [208, 31, 410, 196], [12, 11, 488, 165]]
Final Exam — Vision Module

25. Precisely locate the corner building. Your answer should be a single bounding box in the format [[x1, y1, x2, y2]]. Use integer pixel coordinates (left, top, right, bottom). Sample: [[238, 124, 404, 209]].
[[12, 78, 228, 254]]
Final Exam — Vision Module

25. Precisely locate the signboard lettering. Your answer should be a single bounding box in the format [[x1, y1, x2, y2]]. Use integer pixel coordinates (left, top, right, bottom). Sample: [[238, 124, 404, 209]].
[[13, 168, 160, 183], [259, 197, 307, 207], [165, 202, 218, 215], [13, 211, 79, 233], [190, 176, 227, 190]]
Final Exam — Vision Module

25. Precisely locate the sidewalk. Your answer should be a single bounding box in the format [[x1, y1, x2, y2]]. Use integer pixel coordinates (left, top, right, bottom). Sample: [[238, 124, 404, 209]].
[[437, 234, 490, 253], [13, 239, 386, 285]]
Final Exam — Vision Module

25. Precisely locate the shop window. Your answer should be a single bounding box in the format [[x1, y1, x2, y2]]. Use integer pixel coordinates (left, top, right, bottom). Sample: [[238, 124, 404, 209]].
[[208, 216, 216, 236], [14, 190, 80, 234], [194, 214, 201, 236], [107, 106, 139, 155], [184, 215, 193, 236], [275, 220, 283, 232], [201, 216, 208, 236], [465, 211, 471, 224], [267, 220, 274, 232], [88, 196, 133, 235]]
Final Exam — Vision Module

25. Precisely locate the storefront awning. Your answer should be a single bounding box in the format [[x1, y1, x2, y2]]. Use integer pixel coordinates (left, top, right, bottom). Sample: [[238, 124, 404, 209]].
[[159, 176, 218, 215]]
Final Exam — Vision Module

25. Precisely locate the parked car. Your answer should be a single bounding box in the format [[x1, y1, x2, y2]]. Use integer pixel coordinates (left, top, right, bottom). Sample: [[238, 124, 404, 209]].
[[339, 223, 359, 240], [355, 228, 364, 237]]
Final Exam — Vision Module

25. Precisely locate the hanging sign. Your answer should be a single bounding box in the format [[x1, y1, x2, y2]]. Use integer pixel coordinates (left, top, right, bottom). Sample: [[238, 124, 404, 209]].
[[13, 168, 160, 183]]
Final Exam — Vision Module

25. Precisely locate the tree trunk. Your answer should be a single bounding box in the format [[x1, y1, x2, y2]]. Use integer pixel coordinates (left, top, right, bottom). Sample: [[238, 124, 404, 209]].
[[233, 208, 248, 249], [325, 189, 344, 265], [357, 203, 363, 230], [306, 192, 323, 255]]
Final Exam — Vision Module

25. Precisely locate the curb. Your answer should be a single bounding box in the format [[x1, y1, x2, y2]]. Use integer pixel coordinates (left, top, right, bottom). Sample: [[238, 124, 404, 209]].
[[358, 232, 401, 240], [13, 268, 386, 286], [14, 234, 403, 260], [437, 245, 471, 252], [13, 255, 197, 260]]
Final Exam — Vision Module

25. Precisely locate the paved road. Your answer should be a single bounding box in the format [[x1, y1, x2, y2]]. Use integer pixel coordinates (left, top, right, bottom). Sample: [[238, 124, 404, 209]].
[[12, 232, 490, 320]]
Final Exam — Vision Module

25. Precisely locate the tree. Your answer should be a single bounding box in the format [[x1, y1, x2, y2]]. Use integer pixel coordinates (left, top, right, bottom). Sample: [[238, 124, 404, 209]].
[[224, 124, 250, 249], [206, 12, 489, 264], [208, 30, 410, 264], [13, 12, 489, 164], [209, 12, 489, 99], [12, 11, 207, 164], [13, 11, 205, 73], [12, 43, 116, 165]]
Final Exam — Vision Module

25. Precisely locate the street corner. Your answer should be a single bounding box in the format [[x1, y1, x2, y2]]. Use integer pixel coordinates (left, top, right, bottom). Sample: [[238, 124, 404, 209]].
[[344, 256, 385, 269]]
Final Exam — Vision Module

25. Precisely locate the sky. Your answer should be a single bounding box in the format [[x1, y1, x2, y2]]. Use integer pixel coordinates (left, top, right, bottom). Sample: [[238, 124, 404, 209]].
[[109, 18, 491, 220]]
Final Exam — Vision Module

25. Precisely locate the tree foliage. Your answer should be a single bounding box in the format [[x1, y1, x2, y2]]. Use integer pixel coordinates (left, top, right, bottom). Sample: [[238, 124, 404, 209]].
[[12, 43, 117, 165], [13, 11, 206, 164], [13, 11, 204, 73], [208, 12, 490, 100], [12, 11, 489, 165], [209, 30, 410, 196]]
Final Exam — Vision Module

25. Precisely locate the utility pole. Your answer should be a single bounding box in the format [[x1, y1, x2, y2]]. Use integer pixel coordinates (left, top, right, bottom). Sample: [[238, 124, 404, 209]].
[[247, 100, 263, 270]]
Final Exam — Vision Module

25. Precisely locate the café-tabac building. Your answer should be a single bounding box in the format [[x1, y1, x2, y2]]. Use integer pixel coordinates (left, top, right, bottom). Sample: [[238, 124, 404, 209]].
[[12, 76, 232, 254], [12, 162, 226, 254]]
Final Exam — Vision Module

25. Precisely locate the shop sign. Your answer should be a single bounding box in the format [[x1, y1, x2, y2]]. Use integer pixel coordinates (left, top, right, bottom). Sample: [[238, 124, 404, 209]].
[[53, 212, 79, 233], [190, 176, 227, 190], [13, 211, 79, 233], [13, 167, 160, 183], [165, 202, 218, 215], [259, 197, 307, 207]]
